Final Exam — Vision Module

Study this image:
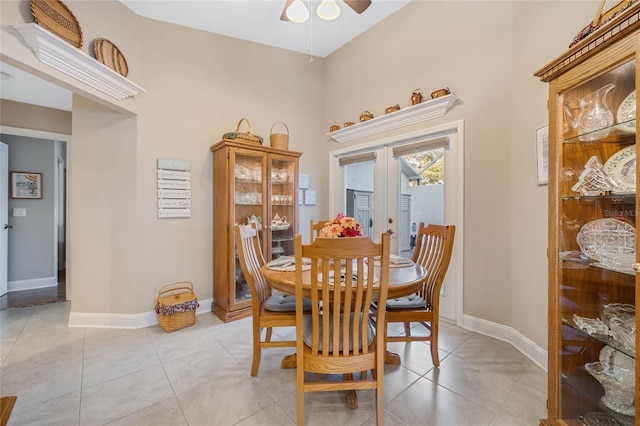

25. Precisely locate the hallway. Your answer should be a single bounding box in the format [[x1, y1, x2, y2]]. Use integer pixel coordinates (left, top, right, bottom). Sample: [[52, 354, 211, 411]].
[[0, 270, 66, 310]]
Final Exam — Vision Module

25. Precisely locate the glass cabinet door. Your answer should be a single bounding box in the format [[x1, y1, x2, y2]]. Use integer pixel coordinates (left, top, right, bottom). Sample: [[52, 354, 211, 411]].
[[556, 59, 636, 423], [268, 155, 297, 260], [233, 150, 266, 306]]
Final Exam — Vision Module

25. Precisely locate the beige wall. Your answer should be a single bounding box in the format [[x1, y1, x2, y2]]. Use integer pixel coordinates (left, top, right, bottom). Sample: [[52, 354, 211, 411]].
[[510, 1, 598, 349], [326, 1, 515, 325], [0, 0, 606, 349], [130, 18, 326, 312], [0, 100, 71, 134]]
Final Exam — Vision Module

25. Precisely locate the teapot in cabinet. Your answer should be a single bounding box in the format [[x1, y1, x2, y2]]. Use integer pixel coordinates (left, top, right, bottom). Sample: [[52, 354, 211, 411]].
[[247, 215, 262, 230]]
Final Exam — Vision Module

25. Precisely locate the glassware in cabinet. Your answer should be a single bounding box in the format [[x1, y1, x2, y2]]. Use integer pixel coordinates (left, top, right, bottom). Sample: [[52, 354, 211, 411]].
[[268, 155, 297, 260], [233, 151, 265, 305]]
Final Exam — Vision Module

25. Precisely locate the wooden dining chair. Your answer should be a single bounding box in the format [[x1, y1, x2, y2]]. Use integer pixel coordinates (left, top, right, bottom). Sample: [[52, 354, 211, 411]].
[[379, 222, 455, 367], [294, 233, 391, 425], [235, 223, 298, 376], [309, 219, 328, 241]]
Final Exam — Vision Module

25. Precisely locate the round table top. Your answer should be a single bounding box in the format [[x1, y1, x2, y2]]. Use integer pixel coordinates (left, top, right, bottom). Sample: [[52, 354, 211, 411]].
[[261, 260, 427, 299]]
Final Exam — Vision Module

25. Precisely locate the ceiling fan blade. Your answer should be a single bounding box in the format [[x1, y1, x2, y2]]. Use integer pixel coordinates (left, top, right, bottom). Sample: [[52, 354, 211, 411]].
[[344, 0, 372, 14], [280, 0, 295, 21]]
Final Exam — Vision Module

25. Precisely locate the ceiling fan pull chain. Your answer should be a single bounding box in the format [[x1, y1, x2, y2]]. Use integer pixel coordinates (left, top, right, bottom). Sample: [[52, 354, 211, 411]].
[[308, 0, 314, 63]]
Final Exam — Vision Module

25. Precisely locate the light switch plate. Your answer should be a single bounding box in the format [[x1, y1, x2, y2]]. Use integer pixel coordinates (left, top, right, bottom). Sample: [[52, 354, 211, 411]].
[[13, 208, 26, 217]]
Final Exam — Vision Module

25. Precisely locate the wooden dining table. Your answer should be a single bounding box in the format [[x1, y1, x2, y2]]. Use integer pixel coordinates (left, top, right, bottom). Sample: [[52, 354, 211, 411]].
[[261, 259, 428, 366]]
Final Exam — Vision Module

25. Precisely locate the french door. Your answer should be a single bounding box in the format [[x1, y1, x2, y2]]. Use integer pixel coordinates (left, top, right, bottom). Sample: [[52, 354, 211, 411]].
[[329, 121, 464, 324]]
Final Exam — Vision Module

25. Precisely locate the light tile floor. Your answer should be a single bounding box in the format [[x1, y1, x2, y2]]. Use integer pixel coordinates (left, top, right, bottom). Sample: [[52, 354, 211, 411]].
[[0, 302, 547, 425]]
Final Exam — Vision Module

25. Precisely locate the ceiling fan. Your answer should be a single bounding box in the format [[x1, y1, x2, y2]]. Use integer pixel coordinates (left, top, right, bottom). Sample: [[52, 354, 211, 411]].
[[280, 0, 372, 22]]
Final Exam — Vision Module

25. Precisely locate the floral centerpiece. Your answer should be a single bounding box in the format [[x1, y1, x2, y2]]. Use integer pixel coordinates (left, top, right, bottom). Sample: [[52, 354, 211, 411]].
[[320, 213, 364, 238]]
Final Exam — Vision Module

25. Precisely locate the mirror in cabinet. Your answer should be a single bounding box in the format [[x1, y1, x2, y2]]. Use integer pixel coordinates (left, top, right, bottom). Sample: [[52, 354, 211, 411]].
[[551, 57, 637, 423]]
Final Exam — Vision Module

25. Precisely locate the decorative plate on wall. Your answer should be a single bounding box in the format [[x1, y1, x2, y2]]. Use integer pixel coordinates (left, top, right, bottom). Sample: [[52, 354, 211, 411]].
[[30, 0, 83, 48], [92, 38, 129, 77]]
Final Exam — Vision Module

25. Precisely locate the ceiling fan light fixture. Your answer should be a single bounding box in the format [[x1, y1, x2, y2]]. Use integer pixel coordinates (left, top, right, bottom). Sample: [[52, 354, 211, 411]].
[[286, 0, 310, 23], [317, 0, 341, 20]]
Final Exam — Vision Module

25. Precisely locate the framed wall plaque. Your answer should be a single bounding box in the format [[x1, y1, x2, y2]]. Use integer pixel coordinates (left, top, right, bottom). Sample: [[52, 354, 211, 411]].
[[10, 172, 42, 199]]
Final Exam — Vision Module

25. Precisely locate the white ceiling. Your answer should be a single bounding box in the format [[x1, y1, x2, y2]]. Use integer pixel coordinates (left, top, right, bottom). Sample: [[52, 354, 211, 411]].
[[0, 0, 409, 112]]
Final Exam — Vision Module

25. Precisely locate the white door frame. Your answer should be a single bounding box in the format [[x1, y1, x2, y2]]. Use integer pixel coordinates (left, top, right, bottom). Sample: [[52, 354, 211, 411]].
[[0, 125, 71, 299], [0, 142, 8, 296], [328, 119, 465, 326]]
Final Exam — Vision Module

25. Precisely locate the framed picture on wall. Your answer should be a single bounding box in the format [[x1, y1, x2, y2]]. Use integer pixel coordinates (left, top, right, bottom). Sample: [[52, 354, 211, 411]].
[[10, 172, 42, 199], [535, 125, 549, 185]]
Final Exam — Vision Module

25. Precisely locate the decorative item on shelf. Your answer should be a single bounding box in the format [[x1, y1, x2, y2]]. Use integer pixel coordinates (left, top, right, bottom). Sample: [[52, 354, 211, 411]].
[[271, 213, 290, 230], [30, 0, 83, 48], [269, 121, 289, 150], [247, 215, 262, 230], [385, 104, 400, 114], [320, 213, 363, 238], [585, 361, 635, 416], [431, 87, 450, 99], [571, 155, 615, 196], [609, 316, 636, 353], [329, 124, 340, 132], [343, 121, 355, 127], [92, 38, 128, 77], [616, 89, 636, 133], [564, 83, 615, 141], [359, 110, 374, 122], [411, 88, 423, 105], [222, 118, 263, 145], [602, 303, 636, 326], [579, 411, 626, 426], [603, 303, 636, 353], [603, 145, 636, 194], [585, 345, 636, 416], [569, 0, 638, 48], [576, 218, 636, 272], [572, 314, 611, 336], [155, 281, 199, 332]]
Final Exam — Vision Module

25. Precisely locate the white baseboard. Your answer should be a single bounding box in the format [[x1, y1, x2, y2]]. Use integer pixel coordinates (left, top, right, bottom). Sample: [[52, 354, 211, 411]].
[[8, 276, 57, 292], [66, 303, 548, 371], [462, 314, 547, 372], [68, 298, 214, 329]]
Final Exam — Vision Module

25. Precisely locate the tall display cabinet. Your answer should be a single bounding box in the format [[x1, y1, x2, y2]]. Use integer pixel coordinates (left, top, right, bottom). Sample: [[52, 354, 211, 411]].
[[211, 139, 301, 322], [535, 5, 640, 425]]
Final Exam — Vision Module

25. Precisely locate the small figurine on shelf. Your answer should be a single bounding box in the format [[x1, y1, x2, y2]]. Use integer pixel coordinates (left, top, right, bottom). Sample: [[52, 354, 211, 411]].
[[385, 104, 400, 114], [360, 110, 374, 122], [571, 156, 615, 196], [411, 89, 423, 105], [431, 87, 451, 99]]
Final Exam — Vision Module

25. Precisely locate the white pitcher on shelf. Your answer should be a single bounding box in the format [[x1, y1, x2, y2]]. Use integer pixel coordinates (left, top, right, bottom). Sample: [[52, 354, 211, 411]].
[[247, 215, 262, 230]]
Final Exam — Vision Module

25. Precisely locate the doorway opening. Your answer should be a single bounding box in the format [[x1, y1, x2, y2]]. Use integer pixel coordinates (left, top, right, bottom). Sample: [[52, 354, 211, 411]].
[[0, 126, 69, 309]]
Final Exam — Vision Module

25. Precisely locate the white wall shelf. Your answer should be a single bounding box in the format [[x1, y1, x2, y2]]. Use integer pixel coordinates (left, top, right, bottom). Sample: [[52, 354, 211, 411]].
[[327, 94, 458, 143], [13, 23, 146, 101]]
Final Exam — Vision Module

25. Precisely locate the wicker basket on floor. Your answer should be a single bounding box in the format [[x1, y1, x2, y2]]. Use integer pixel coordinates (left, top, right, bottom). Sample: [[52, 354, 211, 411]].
[[155, 281, 199, 332]]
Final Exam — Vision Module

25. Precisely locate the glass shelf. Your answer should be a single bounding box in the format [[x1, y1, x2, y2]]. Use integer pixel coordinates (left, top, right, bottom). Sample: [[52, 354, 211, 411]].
[[561, 194, 636, 201], [563, 121, 637, 144], [562, 317, 636, 359]]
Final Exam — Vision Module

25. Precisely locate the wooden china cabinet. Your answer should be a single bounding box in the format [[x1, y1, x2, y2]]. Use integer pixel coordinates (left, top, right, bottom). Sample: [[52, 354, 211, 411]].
[[210, 139, 301, 322], [535, 4, 640, 425]]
